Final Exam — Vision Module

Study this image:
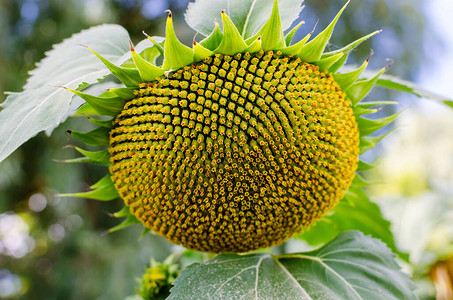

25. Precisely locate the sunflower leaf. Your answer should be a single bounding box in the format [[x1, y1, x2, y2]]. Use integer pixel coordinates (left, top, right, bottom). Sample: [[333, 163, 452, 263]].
[[185, 0, 304, 39], [297, 187, 401, 258], [169, 231, 416, 299], [0, 24, 130, 164]]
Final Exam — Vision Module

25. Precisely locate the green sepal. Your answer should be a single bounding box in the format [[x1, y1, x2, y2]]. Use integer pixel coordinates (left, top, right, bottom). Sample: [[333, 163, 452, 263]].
[[357, 160, 374, 171], [140, 228, 151, 239], [199, 22, 223, 51], [131, 42, 165, 81], [334, 58, 369, 91], [246, 37, 262, 53], [69, 126, 110, 146], [87, 117, 114, 128], [58, 181, 119, 201], [245, 33, 260, 46], [285, 21, 304, 46], [357, 113, 399, 137], [90, 174, 113, 189], [142, 32, 165, 57], [328, 53, 348, 73], [279, 32, 312, 56], [347, 67, 386, 106], [140, 38, 165, 64], [353, 100, 397, 116], [359, 130, 394, 154], [75, 103, 97, 116], [193, 41, 213, 62], [108, 87, 136, 100], [214, 11, 248, 55], [322, 30, 382, 58], [108, 213, 140, 233], [75, 147, 110, 164], [355, 100, 398, 109], [56, 157, 96, 164], [351, 174, 369, 188], [112, 205, 131, 218], [259, 0, 285, 51], [298, 0, 349, 62], [85, 46, 141, 87], [65, 88, 125, 117], [352, 105, 378, 116], [163, 12, 194, 71], [313, 53, 345, 71]]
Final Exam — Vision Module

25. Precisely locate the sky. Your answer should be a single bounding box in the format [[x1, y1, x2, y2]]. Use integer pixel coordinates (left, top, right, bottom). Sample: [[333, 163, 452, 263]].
[[417, 0, 453, 112]]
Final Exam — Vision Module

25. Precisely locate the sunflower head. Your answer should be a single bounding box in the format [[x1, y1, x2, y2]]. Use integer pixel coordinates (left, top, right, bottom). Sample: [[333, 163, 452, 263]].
[[64, 0, 391, 253]]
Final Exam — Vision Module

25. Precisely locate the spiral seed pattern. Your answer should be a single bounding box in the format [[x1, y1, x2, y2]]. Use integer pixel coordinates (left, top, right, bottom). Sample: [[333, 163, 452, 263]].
[[108, 50, 359, 253]]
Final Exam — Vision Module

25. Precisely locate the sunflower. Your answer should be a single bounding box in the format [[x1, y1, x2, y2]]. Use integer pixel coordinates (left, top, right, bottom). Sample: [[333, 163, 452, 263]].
[[62, 0, 394, 253]]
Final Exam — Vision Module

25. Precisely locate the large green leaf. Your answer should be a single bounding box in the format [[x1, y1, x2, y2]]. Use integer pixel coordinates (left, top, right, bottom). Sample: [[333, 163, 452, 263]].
[[296, 186, 400, 257], [169, 231, 417, 300], [185, 0, 304, 39], [0, 24, 130, 164]]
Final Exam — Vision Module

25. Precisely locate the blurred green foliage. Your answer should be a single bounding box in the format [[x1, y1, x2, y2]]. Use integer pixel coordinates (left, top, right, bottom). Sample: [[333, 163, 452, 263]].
[[0, 0, 432, 298]]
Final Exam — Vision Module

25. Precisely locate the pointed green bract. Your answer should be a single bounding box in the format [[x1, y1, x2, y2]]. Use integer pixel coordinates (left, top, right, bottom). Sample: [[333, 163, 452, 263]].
[[75, 147, 110, 164], [163, 12, 194, 70], [355, 101, 398, 109], [285, 21, 304, 46], [85, 46, 141, 87], [214, 11, 248, 55], [200, 22, 223, 50], [59, 182, 119, 201], [131, 42, 165, 81], [56, 175, 114, 199], [246, 37, 262, 53], [65, 88, 125, 117], [357, 113, 399, 137], [322, 30, 382, 58], [108, 214, 140, 233], [87, 117, 114, 128], [280, 32, 312, 56], [357, 160, 374, 171], [193, 41, 213, 62], [113, 205, 131, 218], [108, 87, 136, 100], [360, 131, 393, 154], [329, 53, 348, 73], [313, 53, 345, 71], [143, 31, 165, 57], [334, 58, 369, 90], [259, 0, 285, 51], [298, 1, 349, 62], [353, 105, 378, 116], [69, 127, 110, 146], [91, 174, 114, 189], [75, 103, 97, 116], [347, 67, 386, 105]]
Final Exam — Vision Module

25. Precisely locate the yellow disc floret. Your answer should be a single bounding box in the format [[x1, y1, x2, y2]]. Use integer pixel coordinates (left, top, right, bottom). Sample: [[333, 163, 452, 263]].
[[108, 50, 360, 253]]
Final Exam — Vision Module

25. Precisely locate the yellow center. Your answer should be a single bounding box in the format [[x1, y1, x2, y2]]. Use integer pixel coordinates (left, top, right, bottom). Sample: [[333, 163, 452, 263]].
[[108, 50, 360, 253]]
